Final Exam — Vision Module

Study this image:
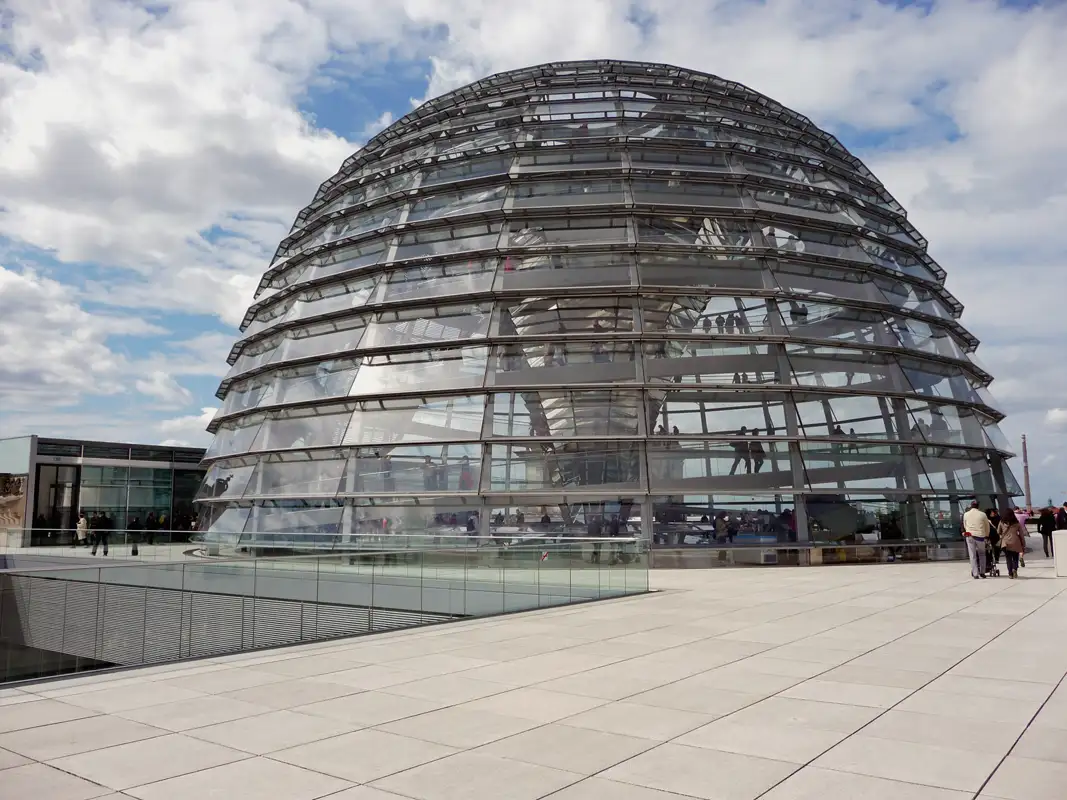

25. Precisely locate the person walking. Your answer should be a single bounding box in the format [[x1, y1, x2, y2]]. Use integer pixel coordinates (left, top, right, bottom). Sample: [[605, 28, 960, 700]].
[[1057, 501, 1067, 531], [75, 511, 88, 547], [998, 512, 1026, 578], [1014, 507, 1030, 568], [962, 500, 989, 579], [1037, 506, 1056, 558]]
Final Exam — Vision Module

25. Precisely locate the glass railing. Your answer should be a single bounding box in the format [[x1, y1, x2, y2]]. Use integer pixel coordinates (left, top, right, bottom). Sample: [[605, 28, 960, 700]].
[[0, 538, 648, 684]]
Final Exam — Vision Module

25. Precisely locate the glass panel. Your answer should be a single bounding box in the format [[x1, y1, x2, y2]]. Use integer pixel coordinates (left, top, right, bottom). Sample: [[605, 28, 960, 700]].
[[885, 314, 968, 361], [197, 463, 256, 499], [751, 186, 855, 224], [249, 411, 352, 452], [204, 417, 264, 460], [983, 420, 1015, 455], [394, 221, 501, 261], [80, 466, 129, 484], [290, 204, 401, 256], [490, 342, 638, 386], [306, 239, 388, 283], [652, 494, 798, 546], [650, 391, 788, 437], [490, 390, 641, 437], [421, 153, 512, 187], [248, 457, 347, 498], [786, 345, 911, 392], [806, 496, 933, 545], [243, 296, 298, 339], [269, 360, 359, 407], [641, 296, 775, 335], [770, 263, 890, 306], [433, 128, 515, 157], [244, 503, 346, 542], [486, 443, 641, 492], [343, 395, 487, 445], [647, 440, 793, 491], [512, 179, 625, 209], [860, 238, 938, 282], [515, 148, 623, 173], [780, 301, 891, 347], [288, 275, 378, 322], [498, 296, 634, 336], [799, 442, 923, 491], [505, 216, 630, 246], [874, 276, 955, 321], [226, 336, 285, 381], [900, 359, 983, 404], [905, 399, 989, 449], [762, 223, 870, 262], [349, 346, 489, 396], [279, 324, 366, 365], [644, 341, 782, 386], [637, 254, 768, 290], [201, 506, 251, 543], [794, 393, 904, 441], [735, 154, 850, 194], [916, 447, 1000, 495], [348, 444, 481, 494], [527, 119, 623, 142], [497, 251, 632, 290], [629, 148, 733, 175], [127, 468, 171, 486], [636, 216, 755, 248], [315, 170, 421, 219], [406, 185, 507, 223], [221, 375, 278, 417], [377, 258, 496, 304], [360, 303, 492, 351], [631, 180, 744, 208]]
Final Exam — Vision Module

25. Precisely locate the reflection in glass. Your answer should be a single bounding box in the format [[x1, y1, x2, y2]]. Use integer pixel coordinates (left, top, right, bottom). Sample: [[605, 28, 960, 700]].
[[350, 346, 489, 396], [360, 303, 492, 351], [491, 390, 640, 438], [348, 445, 481, 494], [249, 411, 352, 452], [487, 442, 641, 491], [344, 395, 486, 445], [377, 259, 496, 304], [651, 391, 788, 437]]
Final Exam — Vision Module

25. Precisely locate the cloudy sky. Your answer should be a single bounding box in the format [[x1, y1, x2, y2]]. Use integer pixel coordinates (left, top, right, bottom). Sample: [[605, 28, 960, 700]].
[[0, 0, 1064, 502]]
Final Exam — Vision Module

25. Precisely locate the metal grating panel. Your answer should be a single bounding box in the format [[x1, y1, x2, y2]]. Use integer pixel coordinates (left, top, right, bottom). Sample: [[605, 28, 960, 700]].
[[61, 582, 100, 661], [142, 588, 184, 664], [252, 598, 304, 649], [1, 573, 461, 676], [99, 584, 147, 665], [188, 593, 245, 658]]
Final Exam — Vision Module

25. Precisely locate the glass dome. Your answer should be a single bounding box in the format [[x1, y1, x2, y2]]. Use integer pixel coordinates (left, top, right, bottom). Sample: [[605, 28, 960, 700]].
[[197, 59, 1019, 552]]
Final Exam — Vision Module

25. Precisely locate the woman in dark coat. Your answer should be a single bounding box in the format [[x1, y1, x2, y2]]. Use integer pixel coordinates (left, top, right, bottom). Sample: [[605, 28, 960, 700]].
[[998, 512, 1025, 579]]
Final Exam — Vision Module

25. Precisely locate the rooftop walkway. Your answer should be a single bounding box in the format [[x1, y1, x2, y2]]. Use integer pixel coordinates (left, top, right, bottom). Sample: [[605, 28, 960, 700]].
[[2, 545, 1065, 800]]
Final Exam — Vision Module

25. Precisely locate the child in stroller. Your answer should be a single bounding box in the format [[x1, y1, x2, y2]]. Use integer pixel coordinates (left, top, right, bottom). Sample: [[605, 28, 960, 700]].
[[986, 517, 1001, 577]]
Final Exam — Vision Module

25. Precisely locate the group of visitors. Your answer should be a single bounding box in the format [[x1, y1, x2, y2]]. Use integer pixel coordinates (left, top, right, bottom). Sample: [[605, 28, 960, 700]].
[[961, 501, 1067, 579], [73, 509, 177, 555]]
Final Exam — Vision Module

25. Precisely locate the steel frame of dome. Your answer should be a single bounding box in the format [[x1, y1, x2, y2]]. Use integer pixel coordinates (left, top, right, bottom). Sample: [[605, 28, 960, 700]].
[[197, 59, 1020, 551]]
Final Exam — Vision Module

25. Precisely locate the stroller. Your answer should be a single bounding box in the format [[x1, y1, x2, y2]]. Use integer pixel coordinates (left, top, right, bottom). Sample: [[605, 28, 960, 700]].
[[985, 535, 1001, 577]]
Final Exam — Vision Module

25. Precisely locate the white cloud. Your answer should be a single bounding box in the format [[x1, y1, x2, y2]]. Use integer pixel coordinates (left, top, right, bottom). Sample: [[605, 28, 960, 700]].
[[1047, 409, 1067, 429], [158, 407, 219, 448], [134, 370, 193, 406]]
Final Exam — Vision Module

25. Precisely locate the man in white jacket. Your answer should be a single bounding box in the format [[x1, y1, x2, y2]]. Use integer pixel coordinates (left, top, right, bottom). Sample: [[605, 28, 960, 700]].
[[962, 500, 990, 579]]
